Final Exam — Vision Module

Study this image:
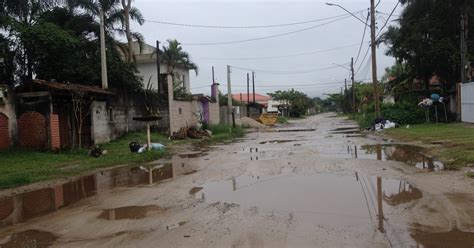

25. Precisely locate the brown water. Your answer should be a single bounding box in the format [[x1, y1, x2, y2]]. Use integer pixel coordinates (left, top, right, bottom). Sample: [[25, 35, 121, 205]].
[[0, 229, 57, 248], [359, 144, 444, 171], [0, 154, 198, 228], [410, 226, 474, 248], [198, 173, 420, 226], [259, 140, 298, 144], [98, 205, 166, 220]]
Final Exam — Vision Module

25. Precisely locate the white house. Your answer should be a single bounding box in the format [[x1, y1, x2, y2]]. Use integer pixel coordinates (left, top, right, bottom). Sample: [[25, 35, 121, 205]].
[[131, 42, 191, 93]]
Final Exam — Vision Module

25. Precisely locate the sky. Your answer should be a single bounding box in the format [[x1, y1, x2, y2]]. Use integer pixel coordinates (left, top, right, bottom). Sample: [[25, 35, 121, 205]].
[[131, 0, 402, 98]]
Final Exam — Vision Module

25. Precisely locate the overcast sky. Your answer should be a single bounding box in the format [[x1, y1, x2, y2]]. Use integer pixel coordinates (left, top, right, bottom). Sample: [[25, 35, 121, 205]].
[[131, 0, 402, 98]]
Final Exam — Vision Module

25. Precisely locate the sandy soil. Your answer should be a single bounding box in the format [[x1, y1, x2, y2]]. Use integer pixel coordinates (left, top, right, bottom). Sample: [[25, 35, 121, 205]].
[[0, 113, 473, 248]]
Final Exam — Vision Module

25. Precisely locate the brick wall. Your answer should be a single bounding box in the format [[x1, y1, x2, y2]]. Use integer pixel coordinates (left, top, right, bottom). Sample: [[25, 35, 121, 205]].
[[0, 113, 9, 150], [0, 197, 14, 220], [49, 114, 60, 150], [18, 111, 47, 149], [22, 188, 54, 219]]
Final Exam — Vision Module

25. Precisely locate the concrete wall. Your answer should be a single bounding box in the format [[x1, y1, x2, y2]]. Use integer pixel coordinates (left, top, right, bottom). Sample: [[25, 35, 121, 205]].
[[0, 86, 17, 148], [91, 94, 155, 144]]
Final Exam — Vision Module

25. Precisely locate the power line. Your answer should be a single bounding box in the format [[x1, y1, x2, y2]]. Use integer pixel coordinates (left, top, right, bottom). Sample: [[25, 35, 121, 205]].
[[354, 11, 370, 66], [197, 43, 363, 61], [144, 11, 364, 29], [231, 64, 347, 74], [376, 0, 400, 38], [180, 15, 352, 46]]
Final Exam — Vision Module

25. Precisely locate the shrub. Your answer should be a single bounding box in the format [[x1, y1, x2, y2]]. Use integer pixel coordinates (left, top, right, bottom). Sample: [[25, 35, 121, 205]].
[[380, 102, 425, 125]]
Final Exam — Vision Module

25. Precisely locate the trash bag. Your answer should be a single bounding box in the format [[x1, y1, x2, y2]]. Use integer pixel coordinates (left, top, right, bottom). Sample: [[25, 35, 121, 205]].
[[129, 142, 142, 153]]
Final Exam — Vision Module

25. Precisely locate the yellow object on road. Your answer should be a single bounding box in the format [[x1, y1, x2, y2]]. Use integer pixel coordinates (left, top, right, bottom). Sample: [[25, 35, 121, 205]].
[[258, 113, 278, 126]]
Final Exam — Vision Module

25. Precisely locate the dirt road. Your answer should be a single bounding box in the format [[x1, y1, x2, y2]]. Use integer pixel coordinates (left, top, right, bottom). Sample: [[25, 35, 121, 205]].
[[1, 113, 473, 247]]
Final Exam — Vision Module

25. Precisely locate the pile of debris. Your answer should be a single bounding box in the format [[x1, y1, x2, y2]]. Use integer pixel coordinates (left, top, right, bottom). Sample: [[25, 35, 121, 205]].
[[237, 117, 267, 129], [371, 117, 398, 132], [170, 126, 212, 140]]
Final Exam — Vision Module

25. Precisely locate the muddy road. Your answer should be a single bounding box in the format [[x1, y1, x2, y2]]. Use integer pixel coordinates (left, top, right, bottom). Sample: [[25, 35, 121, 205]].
[[1, 113, 473, 247]]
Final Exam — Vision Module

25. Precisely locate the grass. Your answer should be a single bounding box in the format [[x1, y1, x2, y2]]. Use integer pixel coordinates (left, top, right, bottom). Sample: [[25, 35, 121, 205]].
[[467, 171, 474, 178], [384, 123, 474, 170], [276, 116, 289, 124], [0, 126, 244, 189]]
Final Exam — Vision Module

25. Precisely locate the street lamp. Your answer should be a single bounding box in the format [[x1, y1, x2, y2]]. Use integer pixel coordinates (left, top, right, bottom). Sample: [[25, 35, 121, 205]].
[[326, 1, 379, 118], [325, 3, 369, 27]]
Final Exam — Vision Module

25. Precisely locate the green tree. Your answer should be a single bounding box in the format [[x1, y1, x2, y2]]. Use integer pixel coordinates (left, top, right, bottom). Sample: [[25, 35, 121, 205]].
[[269, 89, 314, 117], [381, 0, 472, 92], [161, 39, 198, 98]]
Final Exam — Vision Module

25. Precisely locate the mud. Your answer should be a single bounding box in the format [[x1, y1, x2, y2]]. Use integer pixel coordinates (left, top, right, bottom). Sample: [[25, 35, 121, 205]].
[[98, 205, 166, 220], [0, 113, 472, 248], [0, 229, 57, 248], [259, 140, 298, 144]]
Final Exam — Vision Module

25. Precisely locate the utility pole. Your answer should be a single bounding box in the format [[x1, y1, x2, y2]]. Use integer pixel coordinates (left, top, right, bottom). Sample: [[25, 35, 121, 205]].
[[227, 65, 233, 124], [370, 0, 380, 117], [156, 40, 161, 93], [344, 78, 347, 91], [252, 71, 256, 103], [351, 57, 356, 113], [99, 8, 108, 89], [461, 2, 468, 83], [212, 66, 215, 84], [247, 73, 250, 117]]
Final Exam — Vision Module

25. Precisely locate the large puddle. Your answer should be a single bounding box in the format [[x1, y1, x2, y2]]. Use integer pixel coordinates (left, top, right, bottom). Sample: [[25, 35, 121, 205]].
[[198, 173, 420, 225], [197, 173, 474, 247], [0, 153, 201, 228]]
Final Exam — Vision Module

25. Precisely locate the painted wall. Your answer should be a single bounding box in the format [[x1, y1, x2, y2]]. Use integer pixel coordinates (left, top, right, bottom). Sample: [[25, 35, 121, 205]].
[[136, 62, 190, 94]]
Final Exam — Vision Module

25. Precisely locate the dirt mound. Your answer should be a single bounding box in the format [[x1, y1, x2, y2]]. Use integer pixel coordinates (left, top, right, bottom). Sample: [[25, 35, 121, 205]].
[[238, 117, 267, 128]]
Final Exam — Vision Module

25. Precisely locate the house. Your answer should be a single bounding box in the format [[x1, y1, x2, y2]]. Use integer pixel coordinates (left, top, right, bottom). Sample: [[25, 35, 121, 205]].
[[131, 42, 190, 93]]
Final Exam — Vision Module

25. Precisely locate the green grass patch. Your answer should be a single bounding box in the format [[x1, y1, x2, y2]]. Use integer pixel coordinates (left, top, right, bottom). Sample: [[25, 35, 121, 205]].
[[466, 171, 474, 178], [384, 123, 474, 170], [276, 116, 289, 124]]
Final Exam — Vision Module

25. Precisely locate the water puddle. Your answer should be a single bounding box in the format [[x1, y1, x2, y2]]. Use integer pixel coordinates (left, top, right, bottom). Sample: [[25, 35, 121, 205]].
[[0, 229, 57, 248], [277, 128, 316, 132], [410, 226, 474, 248], [330, 127, 360, 132], [0, 154, 200, 228], [98, 205, 166, 220], [198, 173, 420, 226], [359, 144, 444, 171], [259, 140, 298, 144], [178, 151, 207, 158], [189, 187, 203, 195]]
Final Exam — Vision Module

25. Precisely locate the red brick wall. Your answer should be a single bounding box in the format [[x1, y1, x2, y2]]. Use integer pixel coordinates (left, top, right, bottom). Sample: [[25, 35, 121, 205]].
[[22, 188, 54, 219], [18, 111, 47, 149], [52, 185, 64, 209], [50, 114, 60, 150], [0, 113, 9, 150], [0, 197, 14, 220]]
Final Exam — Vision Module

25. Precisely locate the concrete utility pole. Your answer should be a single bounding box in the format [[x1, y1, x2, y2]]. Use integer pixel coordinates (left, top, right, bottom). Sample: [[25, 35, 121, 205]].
[[227, 65, 233, 124], [252, 71, 256, 103], [247, 73, 250, 117], [99, 8, 108, 89], [370, 0, 380, 118], [156, 40, 161, 93], [344, 78, 347, 91], [461, 2, 469, 83], [351, 57, 356, 113]]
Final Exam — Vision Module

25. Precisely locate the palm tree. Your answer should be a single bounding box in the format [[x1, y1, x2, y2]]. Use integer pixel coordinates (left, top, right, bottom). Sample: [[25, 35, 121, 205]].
[[161, 39, 198, 98], [67, 0, 145, 62]]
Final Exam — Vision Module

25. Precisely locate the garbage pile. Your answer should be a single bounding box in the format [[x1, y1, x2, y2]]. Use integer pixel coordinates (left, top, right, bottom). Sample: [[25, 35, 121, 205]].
[[371, 117, 397, 132], [129, 142, 165, 153], [170, 126, 212, 140]]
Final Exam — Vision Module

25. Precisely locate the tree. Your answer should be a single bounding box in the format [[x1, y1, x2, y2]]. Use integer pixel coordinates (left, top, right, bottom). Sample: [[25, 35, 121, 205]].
[[120, 0, 144, 64], [381, 0, 473, 92], [269, 89, 314, 117], [161, 39, 198, 97]]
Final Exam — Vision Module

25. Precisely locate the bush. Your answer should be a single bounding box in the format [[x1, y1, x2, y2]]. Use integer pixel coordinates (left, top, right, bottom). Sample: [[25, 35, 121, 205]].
[[380, 102, 425, 125]]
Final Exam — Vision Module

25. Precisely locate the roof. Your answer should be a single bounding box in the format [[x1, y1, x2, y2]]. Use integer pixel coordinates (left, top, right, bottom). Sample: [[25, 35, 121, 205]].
[[231, 93, 271, 103], [32, 79, 114, 95]]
